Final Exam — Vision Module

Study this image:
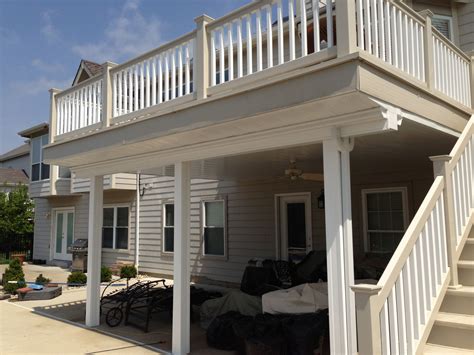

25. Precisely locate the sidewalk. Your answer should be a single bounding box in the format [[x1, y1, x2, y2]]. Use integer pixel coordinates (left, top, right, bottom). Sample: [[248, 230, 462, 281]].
[[0, 299, 163, 354]]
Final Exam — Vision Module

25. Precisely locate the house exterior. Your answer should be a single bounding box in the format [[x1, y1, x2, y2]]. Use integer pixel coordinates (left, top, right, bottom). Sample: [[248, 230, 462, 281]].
[[0, 144, 30, 193], [24, 0, 474, 354]]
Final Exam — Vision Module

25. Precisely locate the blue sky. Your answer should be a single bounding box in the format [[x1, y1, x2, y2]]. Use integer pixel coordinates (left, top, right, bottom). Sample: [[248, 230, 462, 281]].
[[0, 0, 248, 154]]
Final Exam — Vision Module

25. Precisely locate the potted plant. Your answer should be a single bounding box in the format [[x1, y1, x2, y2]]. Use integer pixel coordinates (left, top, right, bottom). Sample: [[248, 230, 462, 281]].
[[119, 265, 137, 288]]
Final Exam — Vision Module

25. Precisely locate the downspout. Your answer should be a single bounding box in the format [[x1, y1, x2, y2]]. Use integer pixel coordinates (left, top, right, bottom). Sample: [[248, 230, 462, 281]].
[[135, 173, 140, 271]]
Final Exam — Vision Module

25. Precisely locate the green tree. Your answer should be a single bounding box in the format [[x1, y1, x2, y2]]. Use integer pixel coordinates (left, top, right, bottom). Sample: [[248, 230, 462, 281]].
[[0, 185, 34, 236]]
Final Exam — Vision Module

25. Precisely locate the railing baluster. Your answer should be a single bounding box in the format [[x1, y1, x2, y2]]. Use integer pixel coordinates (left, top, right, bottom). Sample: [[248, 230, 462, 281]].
[[178, 46, 183, 97], [266, 4, 273, 68], [380, 302, 390, 355], [152, 57, 157, 105], [246, 15, 253, 75], [388, 289, 399, 354], [140, 62, 145, 108], [385, 1, 392, 64], [402, 261, 414, 354], [409, 250, 421, 339], [185, 44, 191, 94], [277, 0, 283, 64], [256, 10, 263, 72], [146, 60, 151, 106], [315, 0, 322, 52], [118, 71, 122, 116], [395, 275, 407, 354], [289, 0, 295, 60], [371, 0, 378, 58], [327, 0, 333, 48], [134, 65, 139, 109], [300, 0, 307, 56], [171, 50, 176, 99], [236, 19, 243, 78], [211, 30, 216, 86], [377, 0, 385, 61], [227, 25, 234, 81], [364, 0, 371, 55], [158, 55, 163, 104], [164, 54, 169, 102], [218, 28, 225, 84]]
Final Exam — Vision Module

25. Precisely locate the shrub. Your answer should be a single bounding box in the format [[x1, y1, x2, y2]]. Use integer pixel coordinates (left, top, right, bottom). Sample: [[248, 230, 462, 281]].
[[2, 258, 25, 294], [35, 274, 51, 285], [101, 266, 112, 283], [119, 265, 137, 280], [67, 271, 87, 286]]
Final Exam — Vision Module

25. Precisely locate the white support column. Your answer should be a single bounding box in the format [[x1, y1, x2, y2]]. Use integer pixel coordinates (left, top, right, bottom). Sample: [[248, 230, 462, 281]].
[[85, 175, 104, 327], [135, 172, 140, 270], [323, 136, 357, 355], [172, 162, 191, 355]]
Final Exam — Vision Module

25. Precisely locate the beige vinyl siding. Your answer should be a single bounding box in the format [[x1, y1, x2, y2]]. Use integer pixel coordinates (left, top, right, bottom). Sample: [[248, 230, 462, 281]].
[[457, 2, 474, 54], [29, 180, 51, 198], [71, 174, 136, 193], [32, 195, 89, 261], [113, 173, 137, 190]]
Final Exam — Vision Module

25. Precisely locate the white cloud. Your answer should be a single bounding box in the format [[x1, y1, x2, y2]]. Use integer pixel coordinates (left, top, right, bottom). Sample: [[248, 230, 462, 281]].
[[71, 0, 163, 63], [31, 59, 64, 73], [41, 10, 60, 43], [11, 77, 70, 96]]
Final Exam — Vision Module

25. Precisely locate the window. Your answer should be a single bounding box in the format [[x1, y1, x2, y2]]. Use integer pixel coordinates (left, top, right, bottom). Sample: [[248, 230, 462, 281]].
[[362, 188, 408, 253], [102, 206, 129, 249], [203, 200, 226, 256], [31, 135, 50, 181], [163, 203, 174, 253], [432, 15, 453, 41]]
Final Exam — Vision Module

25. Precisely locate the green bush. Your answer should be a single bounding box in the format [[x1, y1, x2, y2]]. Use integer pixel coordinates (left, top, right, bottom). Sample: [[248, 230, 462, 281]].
[[35, 274, 51, 285], [120, 265, 137, 280], [67, 271, 87, 286], [101, 266, 112, 283], [2, 258, 25, 294]]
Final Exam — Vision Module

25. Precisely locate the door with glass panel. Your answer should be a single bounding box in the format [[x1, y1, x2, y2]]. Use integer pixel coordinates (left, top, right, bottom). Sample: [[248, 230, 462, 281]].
[[53, 209, 74, 260]]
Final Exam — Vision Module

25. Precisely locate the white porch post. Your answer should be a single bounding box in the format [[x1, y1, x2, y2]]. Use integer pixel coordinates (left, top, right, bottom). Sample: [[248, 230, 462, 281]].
[[323, 136, 357, 355], [85, 175, 104, 327], [172, 162, 191, 355]]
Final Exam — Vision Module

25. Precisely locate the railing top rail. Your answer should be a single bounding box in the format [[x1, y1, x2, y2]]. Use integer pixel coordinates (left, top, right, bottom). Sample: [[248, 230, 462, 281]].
[[56, 74, 103, 99], [374, 176, 445, 307], [432, 30, 472, 63], [447, 117, 474, 171], [207, 0, 274, 31], [110, 30, 197, 74], [391, 0, 426, 25]]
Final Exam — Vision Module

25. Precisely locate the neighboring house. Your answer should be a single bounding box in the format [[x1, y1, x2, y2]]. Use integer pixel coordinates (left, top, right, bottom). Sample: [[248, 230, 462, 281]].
[[25, 0, 474, 354], [0, 143, 30, 193]]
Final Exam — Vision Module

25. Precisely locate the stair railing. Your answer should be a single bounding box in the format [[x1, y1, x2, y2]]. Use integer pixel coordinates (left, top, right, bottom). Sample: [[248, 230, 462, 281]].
[[352, 116, 474, 355]]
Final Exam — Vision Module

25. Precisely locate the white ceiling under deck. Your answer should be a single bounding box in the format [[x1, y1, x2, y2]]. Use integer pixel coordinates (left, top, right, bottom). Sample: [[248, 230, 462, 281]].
[[142, 120, 457, 181]]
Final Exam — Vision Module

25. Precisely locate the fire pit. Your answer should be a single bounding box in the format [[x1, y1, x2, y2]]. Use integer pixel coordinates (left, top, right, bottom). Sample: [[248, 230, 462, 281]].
[[68, 239, 88, 272]]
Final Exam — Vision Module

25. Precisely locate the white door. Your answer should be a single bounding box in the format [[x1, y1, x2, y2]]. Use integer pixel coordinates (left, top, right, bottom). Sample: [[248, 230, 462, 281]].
[[278, 193, 312, 262], [53, 209, 74, 260]]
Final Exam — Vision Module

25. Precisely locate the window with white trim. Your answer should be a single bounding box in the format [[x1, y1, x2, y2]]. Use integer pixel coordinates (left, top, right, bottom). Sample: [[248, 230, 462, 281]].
[[102, 206, 129, 249], [362, 188, 408, 253], [203, 200, 226, 256], [163, 203, 174, 253], [31, 135, 50, 181], [432, 15, 453, 41]]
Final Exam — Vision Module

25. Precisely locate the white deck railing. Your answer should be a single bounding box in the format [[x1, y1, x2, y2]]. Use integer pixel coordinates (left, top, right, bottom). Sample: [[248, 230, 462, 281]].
[[353, 117, 474, 355], [110, 32, 196, 118], [433, 33, 472, 108], [356, 0, 426, 82], [50, 0, 472, 140], [54, 76, 103, 136], [207, 0, 335, 86]]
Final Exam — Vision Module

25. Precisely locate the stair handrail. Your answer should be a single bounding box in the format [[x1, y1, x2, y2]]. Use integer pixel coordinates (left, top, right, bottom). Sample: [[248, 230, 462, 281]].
[[353, 115, 474, 355]]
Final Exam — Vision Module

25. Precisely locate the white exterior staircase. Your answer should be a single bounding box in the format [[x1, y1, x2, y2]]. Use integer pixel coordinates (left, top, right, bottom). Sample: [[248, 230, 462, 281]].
[[353, 116, 474, 355], [424, 227, 474, 353]]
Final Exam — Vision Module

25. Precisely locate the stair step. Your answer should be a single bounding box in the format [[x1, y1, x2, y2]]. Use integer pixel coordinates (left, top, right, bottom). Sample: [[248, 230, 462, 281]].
[[424, 344, 474, 354], [436, 312, 474, 330], [458, 260, 474, 269], [446, 286, 474, 297]]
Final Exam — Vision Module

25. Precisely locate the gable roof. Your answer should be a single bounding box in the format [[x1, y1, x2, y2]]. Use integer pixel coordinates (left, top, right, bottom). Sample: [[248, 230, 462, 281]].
[[0, 144, 29, 162], [72, 60, 103, 86], [0, 168, 29, 186]]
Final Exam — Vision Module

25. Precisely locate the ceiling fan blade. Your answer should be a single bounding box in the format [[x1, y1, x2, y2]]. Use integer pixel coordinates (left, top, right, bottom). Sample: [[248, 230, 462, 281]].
[[300, 173, 324, 182]]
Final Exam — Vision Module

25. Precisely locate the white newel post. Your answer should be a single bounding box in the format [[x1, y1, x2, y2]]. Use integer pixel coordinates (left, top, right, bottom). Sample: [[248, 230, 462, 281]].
[[172, 162, 191, 355], [101, 61, 115, 128], [323, 136, 357, 355], [430, 155, 460, 287], [85, 175, 104, 327], [194, 15, 213, 100]]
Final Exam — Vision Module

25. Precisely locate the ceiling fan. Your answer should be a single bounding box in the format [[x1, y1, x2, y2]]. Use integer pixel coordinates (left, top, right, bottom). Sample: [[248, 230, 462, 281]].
[[284, 159, 324, 182]]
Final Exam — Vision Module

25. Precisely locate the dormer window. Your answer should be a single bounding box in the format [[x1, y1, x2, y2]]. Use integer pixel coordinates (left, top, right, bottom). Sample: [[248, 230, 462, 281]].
[[31, 134, 50, 181]]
